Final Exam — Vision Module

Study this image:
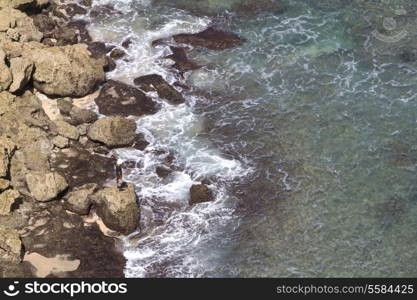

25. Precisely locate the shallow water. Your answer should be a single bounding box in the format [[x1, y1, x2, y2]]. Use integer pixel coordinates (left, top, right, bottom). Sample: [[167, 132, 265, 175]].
[[88, 0, 417, 277]]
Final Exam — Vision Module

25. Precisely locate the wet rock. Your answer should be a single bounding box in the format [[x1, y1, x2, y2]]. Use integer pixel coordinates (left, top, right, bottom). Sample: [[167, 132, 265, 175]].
[[0, 8, 43, 42], [0, 189, 20, 216], [31, 14, 56, 35], [189, 184, 214, 205], [0, 227, 22, 263], [52, 135, 69, 149], [8, 56, 34, 93], [156, 166, 172, 179], [64, 183, 97, 215], [95, 80, 159, 117], [31, 44, 105, 97], [134, 74, 185, 104], [132, 133, 149, 151], [67, 20, 91, 43], [52, 26, 78, 46], [172, 27, 245, 50], [53, 120, 79, 140], [109, 48, 126, 60], [87, 41, 112, 58], [87, 116, 137, 148], [121, 38, 132, 49], [80, 0, 92, 7], [51, 143, 115, 188], [90, 4, 121, 19], [61, 3, 87, 18], [92, 184, 139, 235], [104, 56, 116, 72], [26, 171, 68, 202], [166, 46, 201, 73]]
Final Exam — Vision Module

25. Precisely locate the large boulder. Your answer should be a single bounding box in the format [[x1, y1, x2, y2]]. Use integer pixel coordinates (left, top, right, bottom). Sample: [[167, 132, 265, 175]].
[[31, 45, 105, 97], [134, 74, 184, 105], [0, 8, 43, 42], [94, 80, 159, 117], [26, 171, 68, 202], [64, 183, 97, 215], [0, 189, 20, 216], [87, 116, 137, 148], [92, 184, 139, 235], [8, 56, 34, 93], [189, 184, 214, 205], [0, 227, 22, 263]]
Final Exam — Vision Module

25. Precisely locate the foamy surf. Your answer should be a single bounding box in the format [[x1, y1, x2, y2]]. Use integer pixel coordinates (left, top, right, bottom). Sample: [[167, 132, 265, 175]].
[[86, 0, 251, 277]]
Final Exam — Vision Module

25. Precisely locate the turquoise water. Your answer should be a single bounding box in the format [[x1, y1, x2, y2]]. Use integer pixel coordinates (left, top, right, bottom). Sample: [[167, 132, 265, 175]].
[[90, 0, 417, 277]]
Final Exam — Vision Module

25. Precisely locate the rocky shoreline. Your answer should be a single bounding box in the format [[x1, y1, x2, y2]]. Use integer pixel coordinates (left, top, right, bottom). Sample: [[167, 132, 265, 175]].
[[0, 0, 245, 278]]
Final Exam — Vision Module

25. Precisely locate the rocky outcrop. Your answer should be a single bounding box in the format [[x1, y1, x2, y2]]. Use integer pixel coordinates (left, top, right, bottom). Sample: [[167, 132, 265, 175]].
[[64, 183, 97, 215], [92, 184, 139, 235], [0, 8, 43, 42], [8, 56, 34, 93], [31, 44, 105, 97], [134, 74, 185, 105], [0, 189, 20, 216], [53, 120, 79, 140], [26, 171, 68, 202], [94, 80, 159, 117], [189, 184, 214, 205], [87, 116, 137, 148], [0, 227, 22, 263], [0, 0, 48, 10]]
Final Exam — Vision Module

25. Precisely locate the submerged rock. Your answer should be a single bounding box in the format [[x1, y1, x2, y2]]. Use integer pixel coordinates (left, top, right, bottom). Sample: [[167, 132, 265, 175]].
[[134, 74, 185, 105], [31, 44, 105, 97], [0, 227, 22, 263], [166, 46, 201, 73], [189, 184, 214, 205], [87, 116, 137, 148], [92, 184, 139, 235], [95, 80, 159, 117], [172, 27, 245, 50], [26, 171, 68, 202]]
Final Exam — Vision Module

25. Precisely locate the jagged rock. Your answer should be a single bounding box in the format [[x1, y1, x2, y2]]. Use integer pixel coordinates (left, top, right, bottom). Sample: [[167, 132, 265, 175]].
[[0, 8, 43, 42], [166, 46, 201, 73], [0, 137, 17, 178], [156, 166, 172, 179], [92, 184, 139, 235], [64, 183, 97, 215], [0, 227, 22, 263], [26, 171, 68, 202], [52, 135, 69, 149], [95, 80, 159, 117], [109, 48, 125, 59], [0, 179, 10, 191], [57, 98, 73, 115], [51, 26, 78, 46], [67, 20, 91, 43], [0, 50, 12, 91], [88, 116, 137, 148], [0, 189, 20, 216], [0, 0, 48, 10], [31, 14, 56, 35], [31, 44, 105, 97], [134, 74, 185, 104], [189, 184, 214, 205], [68, 106, 98, 125], [53, 120, 79, 140], [9, 56, 34, 93], [172, 27, 245, 50]]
